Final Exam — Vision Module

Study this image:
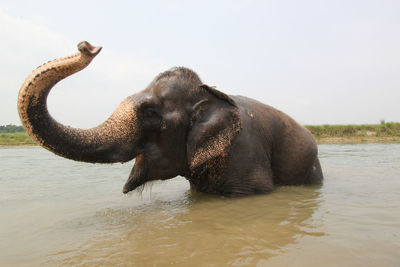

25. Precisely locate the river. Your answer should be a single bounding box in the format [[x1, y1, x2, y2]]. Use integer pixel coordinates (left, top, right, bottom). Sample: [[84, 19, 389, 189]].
[[0, 144, 399, 266]]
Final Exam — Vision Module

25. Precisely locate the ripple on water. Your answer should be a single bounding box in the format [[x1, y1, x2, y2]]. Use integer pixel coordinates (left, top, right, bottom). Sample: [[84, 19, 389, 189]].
[[1, 145, 400, 266], [45, 185, 326, 266]]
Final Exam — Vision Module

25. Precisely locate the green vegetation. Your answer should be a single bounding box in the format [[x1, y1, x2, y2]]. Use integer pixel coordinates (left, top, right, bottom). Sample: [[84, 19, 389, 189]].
[[0, 132, 36, 146], [1, 123, 400, 146], [305, 122, 400, 137], [0, 124, 25, 133], [0, 124, 35, 146], [305, 122, 400, 143]]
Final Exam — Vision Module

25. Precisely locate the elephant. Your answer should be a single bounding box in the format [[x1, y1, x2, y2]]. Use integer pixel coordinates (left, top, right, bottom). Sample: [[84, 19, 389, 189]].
[[18, 41, 323, 197]]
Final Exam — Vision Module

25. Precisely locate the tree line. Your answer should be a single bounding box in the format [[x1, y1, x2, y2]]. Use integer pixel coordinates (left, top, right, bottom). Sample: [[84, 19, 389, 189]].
[[0, 124, 25, 133]]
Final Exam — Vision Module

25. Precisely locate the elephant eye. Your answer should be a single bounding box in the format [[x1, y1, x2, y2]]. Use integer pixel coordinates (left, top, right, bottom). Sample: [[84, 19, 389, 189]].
[[144, 109, 157, 118]]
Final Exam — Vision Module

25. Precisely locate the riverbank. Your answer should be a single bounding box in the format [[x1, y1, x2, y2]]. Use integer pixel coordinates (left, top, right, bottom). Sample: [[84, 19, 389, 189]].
[[0, 132, 36, 146], [1, 123, 400, 146], [316, 136, 400, 144], [306, 122, 400, 144]]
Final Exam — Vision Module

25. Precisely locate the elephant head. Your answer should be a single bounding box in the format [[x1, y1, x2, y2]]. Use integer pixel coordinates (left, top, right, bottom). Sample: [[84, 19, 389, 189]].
[[18, 42, 241, 194]]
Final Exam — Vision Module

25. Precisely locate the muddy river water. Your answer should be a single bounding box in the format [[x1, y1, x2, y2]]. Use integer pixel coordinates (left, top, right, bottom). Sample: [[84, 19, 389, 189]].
[[1, 144, 399, 266]]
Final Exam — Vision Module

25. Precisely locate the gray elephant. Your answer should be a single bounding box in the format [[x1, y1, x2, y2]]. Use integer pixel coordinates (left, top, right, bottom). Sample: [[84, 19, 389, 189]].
[[18, 41, 323, 197]]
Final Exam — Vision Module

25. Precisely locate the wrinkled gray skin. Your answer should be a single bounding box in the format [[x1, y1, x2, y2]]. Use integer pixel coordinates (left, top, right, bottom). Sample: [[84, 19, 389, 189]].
[[18, 42, 323, 197]]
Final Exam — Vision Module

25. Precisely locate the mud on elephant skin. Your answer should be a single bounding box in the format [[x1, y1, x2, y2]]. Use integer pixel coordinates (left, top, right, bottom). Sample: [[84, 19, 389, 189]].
[[18, 41, 323, 197]]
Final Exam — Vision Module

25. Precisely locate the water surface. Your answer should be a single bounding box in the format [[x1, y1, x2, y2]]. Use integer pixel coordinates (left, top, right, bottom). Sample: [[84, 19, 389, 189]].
[[1, 144, 399, 266]]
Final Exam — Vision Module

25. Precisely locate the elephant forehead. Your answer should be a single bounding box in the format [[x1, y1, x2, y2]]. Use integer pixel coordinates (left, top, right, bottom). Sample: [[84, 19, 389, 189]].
[[128, 93, 154, 106], [154, 77, 193, 99]]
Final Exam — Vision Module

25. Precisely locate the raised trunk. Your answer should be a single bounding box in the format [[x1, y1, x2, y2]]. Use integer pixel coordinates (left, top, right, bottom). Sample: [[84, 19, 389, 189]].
[[18, 41, 139, 163]]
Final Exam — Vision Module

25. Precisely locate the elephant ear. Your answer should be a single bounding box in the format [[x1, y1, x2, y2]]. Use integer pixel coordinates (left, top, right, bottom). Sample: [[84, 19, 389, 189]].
[[187, 84, 241, 170]]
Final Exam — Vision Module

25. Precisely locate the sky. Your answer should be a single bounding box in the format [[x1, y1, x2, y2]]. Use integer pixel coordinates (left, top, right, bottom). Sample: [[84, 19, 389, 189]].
[[1, 0, 400, 127]]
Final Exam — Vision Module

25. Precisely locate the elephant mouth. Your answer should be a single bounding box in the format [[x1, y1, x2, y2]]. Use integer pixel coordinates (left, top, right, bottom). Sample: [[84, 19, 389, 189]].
[[122, 154, 148, 194]]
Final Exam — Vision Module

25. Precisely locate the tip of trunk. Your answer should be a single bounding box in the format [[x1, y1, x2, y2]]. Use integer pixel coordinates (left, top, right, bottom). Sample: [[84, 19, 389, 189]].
[[78, 41, 102, 57]]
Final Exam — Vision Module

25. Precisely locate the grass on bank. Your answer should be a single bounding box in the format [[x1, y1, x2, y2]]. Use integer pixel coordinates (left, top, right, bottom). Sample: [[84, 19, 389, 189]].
[[305, 122, 400, 137], [1, 123, 400, 146], [0, 132, 36, 146], [305, 122, 400, 144]]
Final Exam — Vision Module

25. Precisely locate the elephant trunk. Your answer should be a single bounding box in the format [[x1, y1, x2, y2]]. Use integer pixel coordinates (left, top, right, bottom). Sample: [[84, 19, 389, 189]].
[[18, 41, 139, 163]]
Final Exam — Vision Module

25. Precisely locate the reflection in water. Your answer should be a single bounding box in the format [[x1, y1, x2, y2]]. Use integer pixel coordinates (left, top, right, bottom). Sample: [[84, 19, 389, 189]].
[[1, 145, 400, 266], [50, 186, 323, 266]]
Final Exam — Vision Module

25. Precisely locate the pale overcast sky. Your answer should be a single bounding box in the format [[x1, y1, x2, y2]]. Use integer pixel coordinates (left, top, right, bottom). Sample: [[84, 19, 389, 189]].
[[1, 0, 399, 127]]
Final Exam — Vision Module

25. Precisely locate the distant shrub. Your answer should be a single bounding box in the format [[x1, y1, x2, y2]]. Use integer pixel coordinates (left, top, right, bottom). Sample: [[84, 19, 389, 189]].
[[0, 125, 25, 133]]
